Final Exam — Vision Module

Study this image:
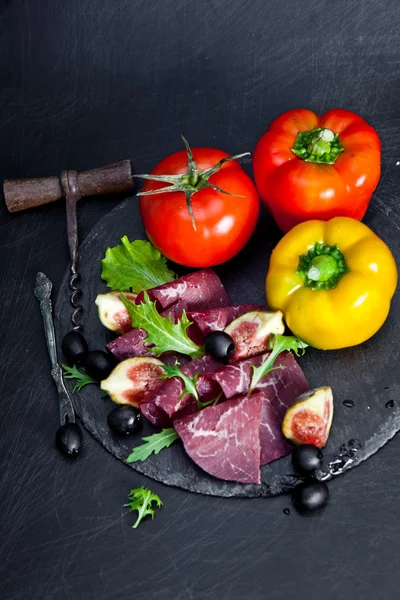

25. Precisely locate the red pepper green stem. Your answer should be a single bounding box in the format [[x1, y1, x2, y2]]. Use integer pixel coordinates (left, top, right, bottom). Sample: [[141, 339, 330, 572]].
[[297, 243, 349, 290], [292, 128, 344, 164]]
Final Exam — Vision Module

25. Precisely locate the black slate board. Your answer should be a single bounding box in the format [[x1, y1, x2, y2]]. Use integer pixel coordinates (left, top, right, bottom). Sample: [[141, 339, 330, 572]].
[[55, 197, 400, 497]]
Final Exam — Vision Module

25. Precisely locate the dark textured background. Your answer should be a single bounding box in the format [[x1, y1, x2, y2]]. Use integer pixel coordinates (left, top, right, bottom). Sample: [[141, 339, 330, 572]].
[[2, 1, 400, 598]]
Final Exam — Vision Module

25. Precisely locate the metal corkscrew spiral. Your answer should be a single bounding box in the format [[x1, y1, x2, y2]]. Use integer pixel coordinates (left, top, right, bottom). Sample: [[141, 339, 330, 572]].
[[70, 267, 83, 331], [61, 169, 84, 332]]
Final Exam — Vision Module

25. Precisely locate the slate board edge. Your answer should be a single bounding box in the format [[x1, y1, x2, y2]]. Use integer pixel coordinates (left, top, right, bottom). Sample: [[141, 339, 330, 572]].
[[54, 197, 400, 498]]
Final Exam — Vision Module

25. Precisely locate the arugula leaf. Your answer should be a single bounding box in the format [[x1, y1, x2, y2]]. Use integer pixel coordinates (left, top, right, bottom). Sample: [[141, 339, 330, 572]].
[[126, 428, 179, 463], [101, 236, 177, 292], [159, 362, 200, 403], [62, 364, 99, 392], [124, 487, 163, 529], [120, 292, 205, 359], [248, 335, 308, 394]]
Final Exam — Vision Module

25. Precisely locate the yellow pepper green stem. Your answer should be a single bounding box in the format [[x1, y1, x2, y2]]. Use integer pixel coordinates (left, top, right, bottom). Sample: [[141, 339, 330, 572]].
[[307, 255, 337, 281], [297, 242, 349, 290]]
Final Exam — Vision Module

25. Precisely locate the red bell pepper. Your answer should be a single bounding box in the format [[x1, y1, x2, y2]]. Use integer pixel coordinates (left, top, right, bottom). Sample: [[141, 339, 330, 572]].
[[253, 108, 381, 232]]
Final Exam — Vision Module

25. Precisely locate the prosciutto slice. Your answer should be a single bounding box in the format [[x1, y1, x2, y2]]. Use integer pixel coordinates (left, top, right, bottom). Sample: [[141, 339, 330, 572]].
[[256, 352, 309, 464], [200, 354, 264, 398], [201, 351, 309, 465], [140, 400, 172, 429], [107, 328, 151, 361], [256, 387, 294, 465], [107, 304, 265, 361], [174, 394, 262, 484], [106, 328, 189, 367], [186, 304, 265, 345], [140, 355, 222, 427], [135, 269, 230, 312], [107, 270, 231, 361]]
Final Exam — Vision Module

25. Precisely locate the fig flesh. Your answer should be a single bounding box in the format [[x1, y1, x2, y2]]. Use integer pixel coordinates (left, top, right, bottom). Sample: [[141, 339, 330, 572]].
[[95, 291, 137, 334], [100, 357, 164, 407], [282, 386, 333, 448], [224, 310, 284, 362]]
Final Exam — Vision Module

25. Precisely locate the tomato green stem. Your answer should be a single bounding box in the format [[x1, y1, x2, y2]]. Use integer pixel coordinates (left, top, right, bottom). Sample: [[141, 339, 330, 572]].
[[292, 128, 344, 164], [297, 243, 349, 290], [134, 136, 250, 230]]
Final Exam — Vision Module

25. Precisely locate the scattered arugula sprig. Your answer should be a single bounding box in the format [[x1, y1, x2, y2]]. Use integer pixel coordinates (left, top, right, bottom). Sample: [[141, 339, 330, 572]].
[[101, 236, 177, 292], [121, 292, 205, 359], [124, 487, 163, 529], [249, 334, 308, 394], [62, 364, 99, 392], [126, 428, 179, 463]]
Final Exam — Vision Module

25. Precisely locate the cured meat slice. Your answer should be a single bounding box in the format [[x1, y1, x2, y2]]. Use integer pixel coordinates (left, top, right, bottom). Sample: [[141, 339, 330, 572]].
[[186, 304, 266, 345], [153, 355, 222, 419], [107, 270, 231, 361], [159, 300, 193, 323], [107, 328, 151, 361], [201, 351, 309, 465], [203, 351, 306, 399], [140, 400, 172, 428], [237, 390, 295, 466], [204, 354, 264, 398], [140, 355, 222, 427], [106, 328, 190, 367], [174, 394, 262, 484], [256, 352, 309, 464], [135, 269, 230, 312]]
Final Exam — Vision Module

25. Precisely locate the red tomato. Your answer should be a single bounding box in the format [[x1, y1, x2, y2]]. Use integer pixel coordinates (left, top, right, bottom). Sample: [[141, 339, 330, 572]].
[[253, 108, 381, 232], [139, 147, 260, 267]]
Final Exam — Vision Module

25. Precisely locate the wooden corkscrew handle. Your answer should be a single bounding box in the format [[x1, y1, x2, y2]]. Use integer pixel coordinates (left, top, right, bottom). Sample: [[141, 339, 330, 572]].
[[3, 160, 134, 212]]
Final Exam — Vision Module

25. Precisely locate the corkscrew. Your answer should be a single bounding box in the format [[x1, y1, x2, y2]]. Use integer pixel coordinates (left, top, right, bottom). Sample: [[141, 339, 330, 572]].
[[4, 160, 135, 331]]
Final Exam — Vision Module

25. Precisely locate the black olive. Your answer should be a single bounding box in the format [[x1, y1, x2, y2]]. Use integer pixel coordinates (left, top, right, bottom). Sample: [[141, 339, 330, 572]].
[[62, 331, 89, 365], [84, 350, 113, 380], [292, 444, 323, 474], [204, 331, 235, 360], [107, 405, 142, 436], [56, 422, 83, 456], [292, 481, 329, 512]]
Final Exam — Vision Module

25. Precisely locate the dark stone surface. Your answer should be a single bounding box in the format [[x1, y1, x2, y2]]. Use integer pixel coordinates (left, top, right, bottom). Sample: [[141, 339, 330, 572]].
[[2, 0, 400, 598]]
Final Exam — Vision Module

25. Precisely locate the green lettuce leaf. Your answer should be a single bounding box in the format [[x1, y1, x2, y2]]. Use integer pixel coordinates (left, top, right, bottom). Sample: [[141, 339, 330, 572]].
[[101, 236, 177, 292], [120, 292, 205, 359]]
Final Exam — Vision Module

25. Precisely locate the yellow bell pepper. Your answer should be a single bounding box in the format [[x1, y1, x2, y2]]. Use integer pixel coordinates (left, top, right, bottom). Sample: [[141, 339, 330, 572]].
[[266, 217, 398, 349]]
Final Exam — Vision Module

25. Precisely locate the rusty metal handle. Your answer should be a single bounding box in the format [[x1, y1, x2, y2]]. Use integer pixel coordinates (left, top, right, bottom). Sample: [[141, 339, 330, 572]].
[[4, 176, 62, 212], [3, 160, 134, 213]]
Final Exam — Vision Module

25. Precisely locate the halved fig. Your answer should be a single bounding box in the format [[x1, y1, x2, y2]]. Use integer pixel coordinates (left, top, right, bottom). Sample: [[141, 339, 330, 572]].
[[95, 291, 137, 334], [282, 387, 333, 448], [224, 310, 285, 362], [100, 357, 164, 407]]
